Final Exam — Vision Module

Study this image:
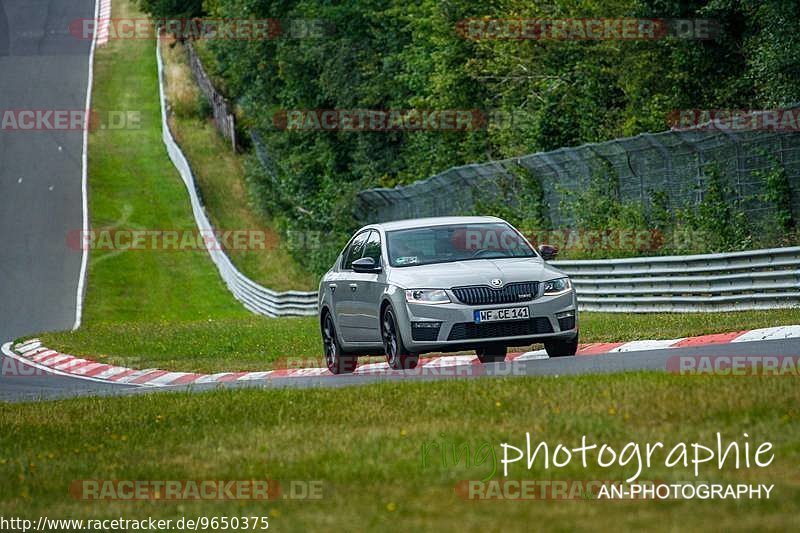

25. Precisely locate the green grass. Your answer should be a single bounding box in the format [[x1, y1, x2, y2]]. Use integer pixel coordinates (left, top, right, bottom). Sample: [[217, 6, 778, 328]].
[[40, 316, 321, 373], [4, 3, 799, 530], [161, 39, 316, 291], [35, 309, 800, 373], [31, 0, 795, 375], [82, 0, 248, 323], [1, 374, 798, 531]]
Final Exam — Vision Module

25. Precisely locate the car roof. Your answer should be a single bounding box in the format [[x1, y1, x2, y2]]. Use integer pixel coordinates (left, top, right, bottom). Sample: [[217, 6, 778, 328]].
[[362, 216, 506, 232]]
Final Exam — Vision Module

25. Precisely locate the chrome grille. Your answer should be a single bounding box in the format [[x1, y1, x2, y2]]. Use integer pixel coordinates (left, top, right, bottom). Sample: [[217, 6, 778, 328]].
[[451, 282, 539, 306]]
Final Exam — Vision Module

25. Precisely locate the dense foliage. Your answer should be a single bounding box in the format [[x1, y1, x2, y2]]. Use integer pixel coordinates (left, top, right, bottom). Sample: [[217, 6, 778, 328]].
[[143, 0, 799, 273], [138, 0, 204, 19]]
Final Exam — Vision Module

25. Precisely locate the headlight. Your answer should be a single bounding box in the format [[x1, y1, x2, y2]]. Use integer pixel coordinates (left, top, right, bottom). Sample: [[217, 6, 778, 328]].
[[543, 277, 572, 296], [405, 289, 451, 304]]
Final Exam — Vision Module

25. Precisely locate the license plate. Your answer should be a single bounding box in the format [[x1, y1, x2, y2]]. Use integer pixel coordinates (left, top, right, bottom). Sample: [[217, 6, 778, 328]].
[[474, 306, 529, 323]]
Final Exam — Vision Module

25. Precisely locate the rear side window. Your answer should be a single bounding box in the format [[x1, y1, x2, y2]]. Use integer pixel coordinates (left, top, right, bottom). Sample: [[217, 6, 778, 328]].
[[342, 231, 369, 269]]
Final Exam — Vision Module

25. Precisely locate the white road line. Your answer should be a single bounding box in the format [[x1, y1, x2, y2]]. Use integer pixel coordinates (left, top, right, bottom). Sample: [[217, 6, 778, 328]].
[[15, 339, 41, 351], [51, 358, 89, 370], [21, 347, 50, 358], [112, 369, 160, 385], [353, 362, 390, 374], [42, 355, 77, 368], [422, 355, 476, 367], [70, 363, 108, 375], [29, 350, 58, 362], [92, 366, 134, 380], [18, 343, 44, 355], [732, 325, 800, 343], [513, 350, 548, 361], [610, 339, 684, 352], [280, 368, 330, 377], [195, 373, 232, 384], [73, 0, 101, 331], [237, 372, 275, 381], [146, 372, 193, 386]]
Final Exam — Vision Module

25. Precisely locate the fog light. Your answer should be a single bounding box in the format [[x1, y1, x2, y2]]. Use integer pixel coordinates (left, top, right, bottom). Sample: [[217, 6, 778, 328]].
[[556, 310, 576, 331], [411, 321, 441, 341]]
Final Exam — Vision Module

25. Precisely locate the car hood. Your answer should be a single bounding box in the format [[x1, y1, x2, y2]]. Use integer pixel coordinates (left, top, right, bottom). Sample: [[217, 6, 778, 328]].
[[386, 257, 567, 289]]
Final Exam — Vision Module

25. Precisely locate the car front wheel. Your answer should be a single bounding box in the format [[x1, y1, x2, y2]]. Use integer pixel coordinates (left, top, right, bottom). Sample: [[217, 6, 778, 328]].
[[382, 306, 419, 370], [322, 312, 358, 374], [544, 334, 579, 357]]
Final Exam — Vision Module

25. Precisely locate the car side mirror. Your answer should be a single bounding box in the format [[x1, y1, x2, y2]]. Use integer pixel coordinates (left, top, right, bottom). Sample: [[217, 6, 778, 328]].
[[538, 244, 559, 261], [352, 256, 382, 273]]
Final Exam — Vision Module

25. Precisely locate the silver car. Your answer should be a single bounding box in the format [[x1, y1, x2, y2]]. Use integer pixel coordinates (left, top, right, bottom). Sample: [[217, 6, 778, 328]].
[[318, 216, 578, 373]]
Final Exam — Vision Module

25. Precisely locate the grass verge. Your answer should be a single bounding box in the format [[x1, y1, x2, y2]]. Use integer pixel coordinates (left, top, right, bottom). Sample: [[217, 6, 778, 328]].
[[1, 374, 797, 531], [40, 0, 322, 371], [37, 309, 800, 373], [81, 0, 248, 323], [24, 0, 799, 375], [160, 38, 316, 291]]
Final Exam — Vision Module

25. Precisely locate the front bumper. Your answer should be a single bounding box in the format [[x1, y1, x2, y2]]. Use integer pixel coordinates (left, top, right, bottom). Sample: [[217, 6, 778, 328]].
[[395, 289, 578, 352]]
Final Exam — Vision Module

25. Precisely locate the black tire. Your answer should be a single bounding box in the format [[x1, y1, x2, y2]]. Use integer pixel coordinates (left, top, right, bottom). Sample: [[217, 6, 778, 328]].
[[382, 306, 419, 370], [322, 312, 358, 374], [476, 343, 507, 363], [544, 334, 579, 357]]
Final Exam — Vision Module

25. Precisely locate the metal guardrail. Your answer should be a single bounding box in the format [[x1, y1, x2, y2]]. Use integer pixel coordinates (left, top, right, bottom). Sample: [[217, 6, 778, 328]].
[[552, 246, 800, 312], [157, 42, 799, 316], [156, 39, 318, 317]]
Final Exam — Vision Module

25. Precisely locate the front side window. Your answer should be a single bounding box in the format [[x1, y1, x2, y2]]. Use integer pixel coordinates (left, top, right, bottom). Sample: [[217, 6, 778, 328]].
[[386, 223, 535, 267], [362, 230, 382, 264], [342, 230, 370, 269]]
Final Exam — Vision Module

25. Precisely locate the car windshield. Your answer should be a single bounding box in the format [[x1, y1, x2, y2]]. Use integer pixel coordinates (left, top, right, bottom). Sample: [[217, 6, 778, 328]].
[[386, 223, 536, 267]]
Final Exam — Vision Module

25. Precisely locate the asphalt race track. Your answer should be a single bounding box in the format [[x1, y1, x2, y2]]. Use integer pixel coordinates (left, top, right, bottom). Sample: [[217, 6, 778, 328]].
[[0, 1, 95, 346], [0, 0, 94, 343], [145, 337, 800, 392], [0, 1, 797, 404], [2, 337, 798, 402], [0, 355, 139, 402]]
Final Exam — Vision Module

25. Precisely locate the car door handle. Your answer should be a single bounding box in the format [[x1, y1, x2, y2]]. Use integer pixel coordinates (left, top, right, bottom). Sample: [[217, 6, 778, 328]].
[[328, 283, 337, 293], [349, 283, 358, 291]]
